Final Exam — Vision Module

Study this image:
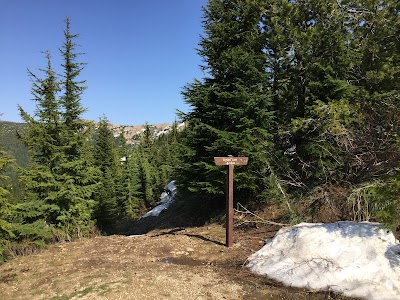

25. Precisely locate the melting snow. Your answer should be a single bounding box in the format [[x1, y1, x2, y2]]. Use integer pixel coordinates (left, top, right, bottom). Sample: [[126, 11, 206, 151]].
[[140, 181, 177, 219], [247, 221, 400, 300]]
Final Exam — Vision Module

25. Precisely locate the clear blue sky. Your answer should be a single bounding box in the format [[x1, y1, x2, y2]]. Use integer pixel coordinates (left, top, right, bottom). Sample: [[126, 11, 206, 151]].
[[0, 0, 207, 125]]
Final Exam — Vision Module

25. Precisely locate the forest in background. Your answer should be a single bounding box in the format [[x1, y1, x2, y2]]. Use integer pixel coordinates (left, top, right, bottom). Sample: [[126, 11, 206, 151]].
[[0, 0, 399, 262]]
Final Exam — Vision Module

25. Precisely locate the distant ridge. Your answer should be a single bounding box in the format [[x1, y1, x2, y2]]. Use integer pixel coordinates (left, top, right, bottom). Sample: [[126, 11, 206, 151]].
[[0, 120, 185, 147], [103, 123, 171, 145]]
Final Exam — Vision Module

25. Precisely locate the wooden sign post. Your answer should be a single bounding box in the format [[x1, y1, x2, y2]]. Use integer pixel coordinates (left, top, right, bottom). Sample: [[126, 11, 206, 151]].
[[214, 155, 249, 247]]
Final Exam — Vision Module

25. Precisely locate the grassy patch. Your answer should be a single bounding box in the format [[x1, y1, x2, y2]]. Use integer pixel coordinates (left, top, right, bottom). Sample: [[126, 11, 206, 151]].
[[50, 286, 95, 300], [76, 286, 94, 297], [98, 284, 112, 295], [50, 296, 69, 300]]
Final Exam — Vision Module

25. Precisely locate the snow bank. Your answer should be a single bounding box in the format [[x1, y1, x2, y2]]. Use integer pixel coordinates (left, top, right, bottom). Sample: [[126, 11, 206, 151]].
[[247, 221, 400, 300], [139, 181, 177, 219]]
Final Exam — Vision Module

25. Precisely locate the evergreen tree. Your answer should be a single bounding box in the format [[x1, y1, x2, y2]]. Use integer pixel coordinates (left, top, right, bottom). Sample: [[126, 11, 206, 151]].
[[137, 146, 157, 207], [19, 51, 61, 171], [344, 0, 400, 227], [18, 18, 99, 239], [93, 117, 118, 232], [124, 151, 142, 218], [112, 133, 136, 219], [53, 18, 99, 237], [179, 0, 275, 204], [126, 124, 182, 212], [0, 147, 15, 258], [18, 51, 63, 231], [262, 0, 366, 188], [135, 123, 161, 207], [258, 0, 400, 226], [153, 124, 179, 186], [60, 18, 87, 133], [141, 123, 154, 153]]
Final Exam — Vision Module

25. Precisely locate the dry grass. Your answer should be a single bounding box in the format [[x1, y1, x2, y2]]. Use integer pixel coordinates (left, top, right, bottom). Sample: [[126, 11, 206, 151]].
[[0, 223, 358, 300]]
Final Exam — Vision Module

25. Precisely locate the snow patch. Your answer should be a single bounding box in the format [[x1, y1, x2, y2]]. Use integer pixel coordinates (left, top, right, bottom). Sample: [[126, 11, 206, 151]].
[[139, 181, 177, 219], [247, 221, 400, 300]]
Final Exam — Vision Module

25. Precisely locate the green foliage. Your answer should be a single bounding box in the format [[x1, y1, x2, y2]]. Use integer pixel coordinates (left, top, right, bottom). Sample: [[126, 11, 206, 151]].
[[134, 124, 180, 208], [17, 18, 100, 240], [121, 152, 142, 219], [179, 0, 275, 205], [269, 0, 400, 222], [93, 117, 119, 232], [0, 121, 29, 169], [91, 117, 181, 231], [288, 99, 359, 185], [177, 0, 400, 225], [0, 148, 15, 259], [347, 172, 400, 230], [0, 122, 29, 204]]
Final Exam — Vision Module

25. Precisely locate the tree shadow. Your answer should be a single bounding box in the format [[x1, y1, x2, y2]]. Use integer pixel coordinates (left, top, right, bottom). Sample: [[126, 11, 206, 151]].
[[152, 228, 225, 247], [183, 233, 225, 247], [152, 228, 186, 236]]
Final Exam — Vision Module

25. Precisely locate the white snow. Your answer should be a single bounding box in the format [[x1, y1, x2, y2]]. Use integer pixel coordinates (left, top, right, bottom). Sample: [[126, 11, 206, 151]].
[[247, 221, 400, 300], [139, 181, 177, 219]]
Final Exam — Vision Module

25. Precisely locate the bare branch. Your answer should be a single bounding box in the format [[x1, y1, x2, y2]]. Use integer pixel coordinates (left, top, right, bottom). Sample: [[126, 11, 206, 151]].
[[234, 203, 289, 227]]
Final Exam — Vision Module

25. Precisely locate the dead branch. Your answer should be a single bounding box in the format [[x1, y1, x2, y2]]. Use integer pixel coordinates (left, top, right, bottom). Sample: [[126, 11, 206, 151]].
[[234, 203, 290, 227]]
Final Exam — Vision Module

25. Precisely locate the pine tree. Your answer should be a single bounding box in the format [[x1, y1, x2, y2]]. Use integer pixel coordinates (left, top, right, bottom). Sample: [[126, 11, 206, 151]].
[[112, 133, 137, 219], [261, 0, 363, 188], [351, 0, 400, 95], [18, 18, 99, 239], [257, 0, 400, 226], [343, 0, 400, 227], [18, 51, 63, 231], [19, 51, 62, 171], [134, 123, 163, 208], [60, 18, 87, 133], [153, 123, 181, 186], [179, 0, 275, 204], [137, 147, 157, 207], [124, 151, 142, 218], [93, 117, 118, 232], [0, 147, 15, 258], [54, 18, 99, 238]]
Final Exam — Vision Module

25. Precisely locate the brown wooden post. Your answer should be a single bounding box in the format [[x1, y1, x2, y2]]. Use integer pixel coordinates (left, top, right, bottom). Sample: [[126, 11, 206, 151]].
[[214, 155, 248, 247], [226, 159, 234, 247]]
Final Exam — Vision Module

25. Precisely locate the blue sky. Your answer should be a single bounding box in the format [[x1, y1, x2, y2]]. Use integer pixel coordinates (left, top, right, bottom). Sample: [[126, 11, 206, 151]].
[[0, 0, 207, 125]]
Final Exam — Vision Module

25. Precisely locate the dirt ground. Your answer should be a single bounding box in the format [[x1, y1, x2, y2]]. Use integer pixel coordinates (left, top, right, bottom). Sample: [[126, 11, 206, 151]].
[[0, 223, 359, 300]]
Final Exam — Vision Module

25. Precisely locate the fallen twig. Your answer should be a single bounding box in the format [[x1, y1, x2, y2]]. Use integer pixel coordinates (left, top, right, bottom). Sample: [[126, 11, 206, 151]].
[[235, 203, 290, 227]]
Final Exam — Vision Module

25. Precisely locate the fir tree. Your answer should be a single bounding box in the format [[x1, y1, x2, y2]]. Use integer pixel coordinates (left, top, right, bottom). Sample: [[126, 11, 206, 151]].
[[54, 18, 99, 238], [262, 0, 363, 187], [18, 51, 63, 230], [18, 18, 99, 239], [59, 18, 87, 133], [258, 0, 400, 226], [93, 117, 118, 232], [137, 147, 157, 207], [124, 151, 142, 219], [179, 0, 275, 204], [0, 147, 15, 258]]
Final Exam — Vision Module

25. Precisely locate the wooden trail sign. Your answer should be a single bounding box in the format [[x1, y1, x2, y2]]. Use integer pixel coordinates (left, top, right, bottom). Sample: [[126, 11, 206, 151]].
[[214, 155, 249, 247], [214, 156, 249, 166]]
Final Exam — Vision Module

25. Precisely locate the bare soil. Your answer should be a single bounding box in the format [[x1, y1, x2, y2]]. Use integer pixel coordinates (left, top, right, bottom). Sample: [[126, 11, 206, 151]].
[[0, 224, 359, 300]]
